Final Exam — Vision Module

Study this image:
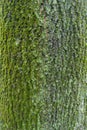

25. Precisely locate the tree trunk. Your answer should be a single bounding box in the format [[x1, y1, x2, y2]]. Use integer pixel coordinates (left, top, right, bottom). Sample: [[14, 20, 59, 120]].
[[0, 0, 87, 130]]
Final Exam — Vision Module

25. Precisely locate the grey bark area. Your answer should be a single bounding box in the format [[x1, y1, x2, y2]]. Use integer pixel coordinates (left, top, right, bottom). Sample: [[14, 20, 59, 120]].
[[41, 1, 87, 130]]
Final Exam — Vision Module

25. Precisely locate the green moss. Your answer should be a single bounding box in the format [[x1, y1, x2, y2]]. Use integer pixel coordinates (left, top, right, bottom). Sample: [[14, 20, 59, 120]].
[[0, 0, 87, 130], [0, 0, 46, 130]]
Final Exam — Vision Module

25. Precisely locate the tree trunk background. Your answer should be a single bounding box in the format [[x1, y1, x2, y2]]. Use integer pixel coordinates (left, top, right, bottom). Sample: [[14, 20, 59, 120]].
[[0, 0, 87, 130]]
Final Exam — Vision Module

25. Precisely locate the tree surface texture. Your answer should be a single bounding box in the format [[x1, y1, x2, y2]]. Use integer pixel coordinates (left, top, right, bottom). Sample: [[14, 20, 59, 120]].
[[0, 0, 87, 130]]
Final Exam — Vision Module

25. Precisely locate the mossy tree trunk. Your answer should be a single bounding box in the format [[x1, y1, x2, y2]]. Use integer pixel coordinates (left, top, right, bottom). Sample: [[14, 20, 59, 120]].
[[0, 0, 46, 130], [0, 0, 87, 130]]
